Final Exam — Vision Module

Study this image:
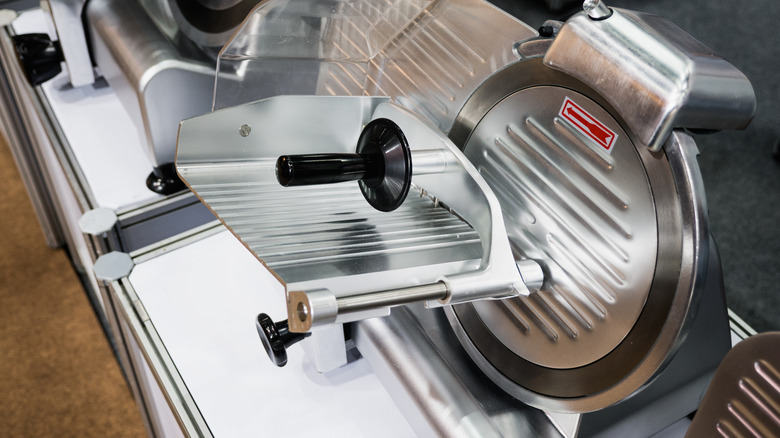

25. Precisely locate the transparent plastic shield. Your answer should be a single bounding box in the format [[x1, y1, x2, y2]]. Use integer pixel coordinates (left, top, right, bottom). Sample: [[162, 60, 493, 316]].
[[212, 0, 537, 131]]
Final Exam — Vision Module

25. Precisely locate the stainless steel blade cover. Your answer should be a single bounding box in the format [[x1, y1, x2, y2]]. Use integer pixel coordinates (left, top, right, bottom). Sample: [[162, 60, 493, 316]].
[[446, 59, 710, 413]]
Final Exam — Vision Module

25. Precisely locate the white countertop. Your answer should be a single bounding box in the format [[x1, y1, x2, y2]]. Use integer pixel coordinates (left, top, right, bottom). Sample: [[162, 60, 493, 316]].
[[129, 230, 416, 437]]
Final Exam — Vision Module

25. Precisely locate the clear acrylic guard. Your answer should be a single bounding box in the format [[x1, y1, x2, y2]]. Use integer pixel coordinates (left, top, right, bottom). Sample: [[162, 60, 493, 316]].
[[212, 0, 536, 132]]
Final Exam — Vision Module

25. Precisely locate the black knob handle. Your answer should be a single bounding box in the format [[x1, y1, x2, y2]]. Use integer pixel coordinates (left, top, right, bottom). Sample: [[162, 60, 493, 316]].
[[276, 153, 383, 187], [256, 313, 310, 367], [274, 118, 412, 212], [12, 33, 64, 86]]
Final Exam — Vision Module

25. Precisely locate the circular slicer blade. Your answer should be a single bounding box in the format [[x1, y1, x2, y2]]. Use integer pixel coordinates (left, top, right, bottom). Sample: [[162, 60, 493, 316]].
[[447, 59, 704, 413]]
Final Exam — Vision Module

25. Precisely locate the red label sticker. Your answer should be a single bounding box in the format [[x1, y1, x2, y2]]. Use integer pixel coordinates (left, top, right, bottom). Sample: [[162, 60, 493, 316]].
[[559, 97, 617, 153]]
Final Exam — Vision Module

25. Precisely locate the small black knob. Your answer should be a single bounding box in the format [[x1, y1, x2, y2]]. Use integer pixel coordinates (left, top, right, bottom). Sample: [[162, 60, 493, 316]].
[[275, 118, 412, 212], [256, 313, 310, 367], [12, 33, 64, 86]]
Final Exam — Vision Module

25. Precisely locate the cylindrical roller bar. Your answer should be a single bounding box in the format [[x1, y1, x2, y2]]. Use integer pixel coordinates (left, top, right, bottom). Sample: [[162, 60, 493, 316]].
[[337, 282, 450, 315], [354, 307, 505, 438], [287, 282, 451, 332], [410, 149, 448, 175]]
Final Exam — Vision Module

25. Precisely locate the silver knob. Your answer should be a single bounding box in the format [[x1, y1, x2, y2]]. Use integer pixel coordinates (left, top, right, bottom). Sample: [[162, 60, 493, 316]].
[[583, 0, 612, 19]]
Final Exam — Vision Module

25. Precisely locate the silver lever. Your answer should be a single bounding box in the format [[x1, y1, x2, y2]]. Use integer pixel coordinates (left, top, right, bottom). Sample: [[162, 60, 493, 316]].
[[584, 0, 612, 19]]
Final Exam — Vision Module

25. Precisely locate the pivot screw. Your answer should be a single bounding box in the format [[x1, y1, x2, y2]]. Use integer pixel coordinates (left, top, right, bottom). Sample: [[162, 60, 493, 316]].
[[583, 0, 612, 20], [255, 314, 310, 367]]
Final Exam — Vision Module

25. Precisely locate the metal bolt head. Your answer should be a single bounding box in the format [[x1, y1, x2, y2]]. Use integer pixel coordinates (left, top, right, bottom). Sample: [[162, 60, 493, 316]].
[[239, 124, 251, 137], [79, 207, 118, 235], [93, 251, 134, 281], [296, 301, 309, 322]]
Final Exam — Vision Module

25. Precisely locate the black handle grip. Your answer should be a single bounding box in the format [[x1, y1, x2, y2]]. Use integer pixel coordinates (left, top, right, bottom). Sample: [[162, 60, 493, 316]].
[[275, 118, 411, 212], [276, 153, 383, 187], [256, 313, 310, 367]]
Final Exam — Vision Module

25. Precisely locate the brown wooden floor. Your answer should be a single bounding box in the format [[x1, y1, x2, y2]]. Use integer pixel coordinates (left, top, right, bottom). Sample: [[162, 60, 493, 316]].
[[0, 137, 147, 437]]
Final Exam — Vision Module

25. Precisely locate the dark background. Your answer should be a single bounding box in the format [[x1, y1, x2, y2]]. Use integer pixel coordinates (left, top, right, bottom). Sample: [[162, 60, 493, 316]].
[[492, 0, 780, 333]]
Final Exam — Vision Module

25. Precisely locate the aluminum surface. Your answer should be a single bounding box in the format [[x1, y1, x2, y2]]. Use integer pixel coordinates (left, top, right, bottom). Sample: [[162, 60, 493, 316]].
[[371, 102, 531, 306], [178, 95, 540, 331], [354, 306, 562, 438], [543, 8, 755, 152], [460, 85, 657, 369], [176, 95, 482, 291]]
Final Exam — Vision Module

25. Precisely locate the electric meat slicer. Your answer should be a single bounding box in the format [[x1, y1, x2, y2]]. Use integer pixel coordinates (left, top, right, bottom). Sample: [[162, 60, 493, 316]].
[[176, 0, 756, 436]]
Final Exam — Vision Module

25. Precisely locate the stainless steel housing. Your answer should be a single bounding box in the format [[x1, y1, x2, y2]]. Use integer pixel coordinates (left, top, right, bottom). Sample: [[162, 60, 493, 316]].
[[85, 0, 216, 169], [543, 8, 756, 152]]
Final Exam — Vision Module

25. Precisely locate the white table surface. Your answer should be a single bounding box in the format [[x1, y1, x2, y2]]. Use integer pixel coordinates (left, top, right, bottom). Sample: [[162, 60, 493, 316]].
[[129, 230, 416, 437], [13, 10, 162, 211]]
